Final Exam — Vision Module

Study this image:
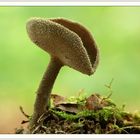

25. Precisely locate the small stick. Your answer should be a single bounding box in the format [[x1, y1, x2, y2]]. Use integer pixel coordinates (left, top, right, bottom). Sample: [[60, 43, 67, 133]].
[[105, 78, 114, 89], [19, 106, 30, 119], [101, 78, 114, 102], [106, 125, 140, 134]]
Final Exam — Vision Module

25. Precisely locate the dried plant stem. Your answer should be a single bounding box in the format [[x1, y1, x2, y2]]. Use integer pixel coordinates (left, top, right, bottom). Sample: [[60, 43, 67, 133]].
[[19, 106, 30, 119], [29, 57, 62, 130], [106, 125, 140, 134]]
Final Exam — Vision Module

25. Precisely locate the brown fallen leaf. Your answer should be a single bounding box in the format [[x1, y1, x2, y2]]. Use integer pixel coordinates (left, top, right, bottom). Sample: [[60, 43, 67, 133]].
[[51, 94, 84, 113], [85, 94, 102, 110], [85, 94, 111, 110], [51, 94, 67, 106], [55, 103, 80, 114]]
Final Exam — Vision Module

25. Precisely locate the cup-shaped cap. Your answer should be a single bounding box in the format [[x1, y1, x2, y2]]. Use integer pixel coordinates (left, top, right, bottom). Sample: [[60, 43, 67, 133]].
[[26, 17, 99, 75]]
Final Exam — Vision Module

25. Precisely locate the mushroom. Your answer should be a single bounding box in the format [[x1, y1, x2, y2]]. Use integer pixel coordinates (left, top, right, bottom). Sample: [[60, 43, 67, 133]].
[[26, 17, 99, 129]]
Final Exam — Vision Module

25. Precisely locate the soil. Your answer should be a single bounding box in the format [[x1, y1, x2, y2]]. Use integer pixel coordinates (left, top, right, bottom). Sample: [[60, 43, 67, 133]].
[[15, 93, 140, 134]]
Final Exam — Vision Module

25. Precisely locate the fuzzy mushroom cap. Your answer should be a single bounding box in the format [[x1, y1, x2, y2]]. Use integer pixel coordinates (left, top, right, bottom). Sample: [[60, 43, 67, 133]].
[[26, 17, 99, 75]]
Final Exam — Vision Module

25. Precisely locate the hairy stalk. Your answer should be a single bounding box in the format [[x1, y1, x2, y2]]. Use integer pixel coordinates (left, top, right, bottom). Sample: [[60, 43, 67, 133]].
[[29, 57, 62, 130]]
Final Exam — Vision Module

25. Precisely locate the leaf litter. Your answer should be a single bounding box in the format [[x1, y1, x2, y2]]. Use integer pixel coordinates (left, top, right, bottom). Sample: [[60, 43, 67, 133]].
[[15, 80, 140, 134]]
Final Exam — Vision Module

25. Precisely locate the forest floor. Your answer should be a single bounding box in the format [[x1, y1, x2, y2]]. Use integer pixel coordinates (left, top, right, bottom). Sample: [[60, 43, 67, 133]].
[[16, 90, 140, 134]]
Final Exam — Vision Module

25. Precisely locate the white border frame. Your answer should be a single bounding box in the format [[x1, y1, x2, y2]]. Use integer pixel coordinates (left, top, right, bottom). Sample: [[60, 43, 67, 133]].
[[1, 0, 140, 2], [1, 134, 140, 138], [0, 2, 140, 6], [0, 2, 140, 139]]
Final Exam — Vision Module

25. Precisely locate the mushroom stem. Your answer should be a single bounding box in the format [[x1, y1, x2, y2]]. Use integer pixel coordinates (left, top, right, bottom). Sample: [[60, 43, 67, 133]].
[[29, 57, 62, 130]]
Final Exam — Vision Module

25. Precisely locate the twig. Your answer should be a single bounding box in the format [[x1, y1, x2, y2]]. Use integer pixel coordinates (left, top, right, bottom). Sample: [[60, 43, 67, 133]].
[[101, 78, 114, 102], [122, 125, 140, 130], [106, 125, 140, 134], [21, 120, 29, 124], [31, 125, 41, 134], [19, 106, 30, 118], [105, 78, 114, 89]]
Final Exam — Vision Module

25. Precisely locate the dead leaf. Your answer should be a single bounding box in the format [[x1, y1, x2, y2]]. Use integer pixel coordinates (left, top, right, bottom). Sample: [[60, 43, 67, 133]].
[[85, 94, 102, 110], [56, 103, 80, 114], [51, 94, 67, 106], [51, 94, 84, 113], [85, 94, 111, 110]]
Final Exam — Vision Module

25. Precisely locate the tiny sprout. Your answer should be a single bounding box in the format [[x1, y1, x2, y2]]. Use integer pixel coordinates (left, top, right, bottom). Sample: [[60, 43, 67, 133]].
[[26, 17, 99, 129]]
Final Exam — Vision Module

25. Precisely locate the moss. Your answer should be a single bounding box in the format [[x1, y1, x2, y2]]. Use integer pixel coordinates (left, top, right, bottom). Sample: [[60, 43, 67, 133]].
[[51, 109, 79, 121]]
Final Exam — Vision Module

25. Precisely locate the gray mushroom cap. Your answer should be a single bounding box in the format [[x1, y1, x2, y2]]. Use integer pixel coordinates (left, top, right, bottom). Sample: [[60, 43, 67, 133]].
[[26, 17, 99, 75]]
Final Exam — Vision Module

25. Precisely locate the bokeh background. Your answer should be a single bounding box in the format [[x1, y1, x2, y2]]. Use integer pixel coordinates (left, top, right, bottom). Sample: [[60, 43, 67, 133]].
[[0, 6, 140, 133]]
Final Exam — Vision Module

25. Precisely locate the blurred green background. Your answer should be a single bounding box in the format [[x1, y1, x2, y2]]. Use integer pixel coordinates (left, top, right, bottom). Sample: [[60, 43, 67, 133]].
[[0, 6, 140, 133]]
